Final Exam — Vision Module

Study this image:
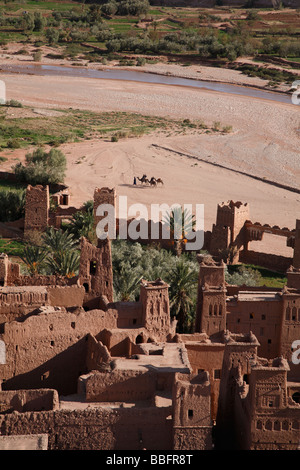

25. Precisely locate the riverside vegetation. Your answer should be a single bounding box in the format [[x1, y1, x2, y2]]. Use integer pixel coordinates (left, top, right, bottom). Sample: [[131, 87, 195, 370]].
[[0, 1, 299, 85]]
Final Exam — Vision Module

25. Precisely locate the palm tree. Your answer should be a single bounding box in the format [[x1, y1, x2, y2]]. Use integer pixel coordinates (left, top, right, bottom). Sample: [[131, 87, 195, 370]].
[[20, 244, 49, 275], [42, 227, 78, 253], [41, 227, 79, 277], [163, 206, 196, 241], [67, 200, 95, 242], [113, 266, 142, 302], [167, 260, 198, 333], [45, 249, 80, 277]]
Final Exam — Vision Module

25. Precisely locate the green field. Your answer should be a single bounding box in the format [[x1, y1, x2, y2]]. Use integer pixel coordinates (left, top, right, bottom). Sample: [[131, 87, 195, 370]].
[[0, 104, 231, 152], [0, 0, 299, 79]]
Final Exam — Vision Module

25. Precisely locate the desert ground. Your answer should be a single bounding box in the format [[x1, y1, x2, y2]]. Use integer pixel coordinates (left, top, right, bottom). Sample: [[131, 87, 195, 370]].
[[0, 57, 299, 256]]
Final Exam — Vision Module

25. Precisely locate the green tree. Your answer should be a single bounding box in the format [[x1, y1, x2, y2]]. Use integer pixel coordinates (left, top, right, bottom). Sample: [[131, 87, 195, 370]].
[[20, 244, 49, 275], [167, 260, 198, 333], [45, 27, 60, 45], [14, 147, 67, 185], [21, 12, 35, 33], [45, 249, 80, 277], [113, 266, 142, 301], [67, 200, 95, 242], [225, 265, 262, 287], [42, 227, 80, 277], [163, 206, 196, 241], [0, 190, 25, 222], [42, 227, 78, 253], [34, 12, 46, 32]]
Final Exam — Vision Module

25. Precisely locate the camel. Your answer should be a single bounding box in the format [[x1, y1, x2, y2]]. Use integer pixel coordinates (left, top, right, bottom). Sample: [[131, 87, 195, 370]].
[[155, 178, 164, 186], [149, 177, 157, 187], [136, 175, 147, 184]]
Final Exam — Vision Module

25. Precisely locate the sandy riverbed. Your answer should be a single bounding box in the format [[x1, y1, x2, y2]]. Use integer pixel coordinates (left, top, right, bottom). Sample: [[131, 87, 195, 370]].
[[0, 56, 299, 256]]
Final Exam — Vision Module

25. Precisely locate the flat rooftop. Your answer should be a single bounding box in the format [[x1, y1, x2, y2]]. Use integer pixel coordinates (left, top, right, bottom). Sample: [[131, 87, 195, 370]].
[[230, 291, 281, 302], [0, 286, 48, 294], [113, 343, 191, 373]]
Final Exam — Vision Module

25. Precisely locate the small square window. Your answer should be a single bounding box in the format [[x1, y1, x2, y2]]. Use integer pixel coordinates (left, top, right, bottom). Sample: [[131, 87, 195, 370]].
[[188, 409, 193, 419]]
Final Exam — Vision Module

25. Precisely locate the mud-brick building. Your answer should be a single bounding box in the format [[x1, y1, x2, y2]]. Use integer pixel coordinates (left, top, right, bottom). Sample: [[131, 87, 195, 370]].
[[1, 186, 300, 449], [195, 253, 300, 378], [220, 355, 300, 450]]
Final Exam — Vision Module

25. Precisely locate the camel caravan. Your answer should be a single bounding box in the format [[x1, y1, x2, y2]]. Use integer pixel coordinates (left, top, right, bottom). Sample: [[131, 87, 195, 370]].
[[134, 175, 164, 187]]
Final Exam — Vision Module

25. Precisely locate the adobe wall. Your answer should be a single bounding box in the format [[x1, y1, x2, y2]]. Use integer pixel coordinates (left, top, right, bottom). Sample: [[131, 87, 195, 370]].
[[0, 307, 117, 395], [286, 268, 300, 290], [0, 389, 59, 413], [140, 280, 175, 341], [0, 286, 49, 325], [0, 285, 85, 326], [94, 187, 116, 236], [96, 328, 135, 357], [0, 407, 173, 450], [12, 275, 78, 287], [172, 372, 213, 450], [196, 288, 227, 336], [248, 359, 300, 450], [173, 426, 213, 450], [24, 185, 49, 236], [78, 237, 114, 307], [181, 339, 225, 420], [195, 256, 226, 335], [0, 254, 20, 286], [209, 225, 230, 257], [279, 293, 300, 380], [293, 220, 300, 270], [0, 434, 48, 451], [85, 335, 112, 372], [81, 369, 174, 403], [239, 249, 292, 274], [250, 410, 300, 450], [232, 372, 252, 450], [47, 286, 85, 308], [216, 333, 259, 449], [226, 285, 282, 296], [115, 301, 143, 329], [226, 293, 283, 359], [197, 257, 226, 287]]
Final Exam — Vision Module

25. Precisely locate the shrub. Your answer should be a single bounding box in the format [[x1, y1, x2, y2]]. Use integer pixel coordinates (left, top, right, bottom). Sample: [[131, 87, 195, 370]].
[[7, 138, 21, 149], [6, 99, 23, 108], [33, 51, 42, 62], [45, 27, 60, 45], [136, 56, 146, 66], [0, 189, 26, 222], [14, 147, 67, 185]]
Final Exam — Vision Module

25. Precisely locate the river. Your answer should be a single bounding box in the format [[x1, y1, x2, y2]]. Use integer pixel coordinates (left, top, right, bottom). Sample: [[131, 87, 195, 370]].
[[0, 62, 293, 105]]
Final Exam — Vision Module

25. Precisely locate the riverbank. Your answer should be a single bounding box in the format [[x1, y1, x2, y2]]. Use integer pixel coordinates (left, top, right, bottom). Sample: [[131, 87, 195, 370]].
[[0, 42, 297, 94]]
